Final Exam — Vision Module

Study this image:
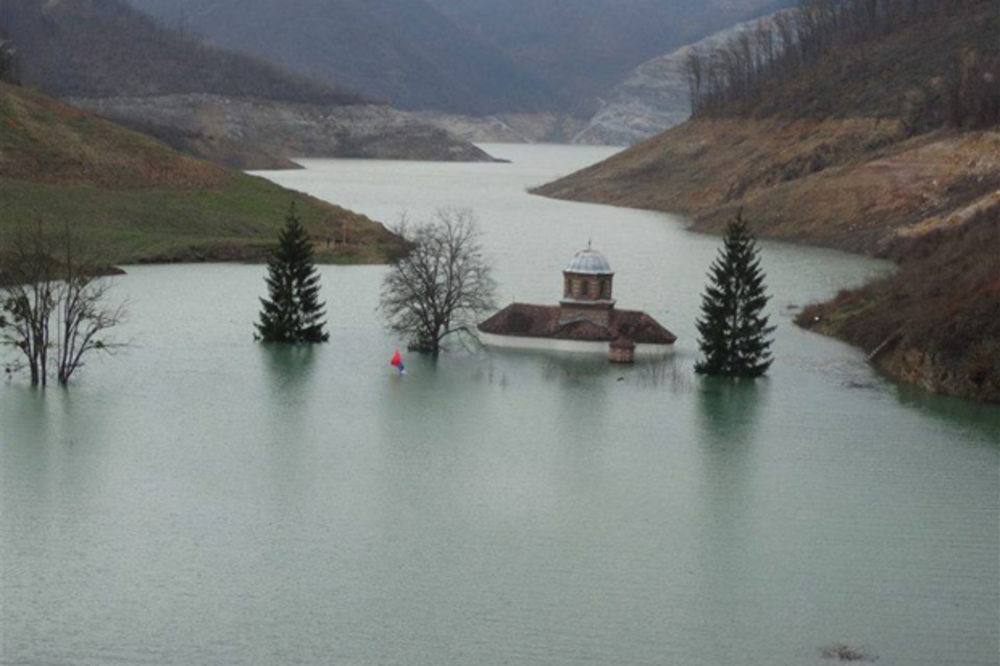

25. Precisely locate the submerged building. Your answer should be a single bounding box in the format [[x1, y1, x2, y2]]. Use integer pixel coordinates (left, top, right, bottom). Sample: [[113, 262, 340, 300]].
[[478, 246, 676, 362]]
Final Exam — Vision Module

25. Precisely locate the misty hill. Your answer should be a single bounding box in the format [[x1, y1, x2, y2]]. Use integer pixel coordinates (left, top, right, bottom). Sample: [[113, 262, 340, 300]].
[[0, 0, 364, 105], [572, 15, 775, 145], [0, 81, 404, 264], [537, 0, 999, 401], [128, 0, 557, 116], [0, 0, 493, 165], [129, 0, 791, 116], [427, 0, 794, 112]]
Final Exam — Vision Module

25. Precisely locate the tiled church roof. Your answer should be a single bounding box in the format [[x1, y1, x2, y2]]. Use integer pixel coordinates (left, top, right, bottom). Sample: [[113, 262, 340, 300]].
[[479, 303, 676, 345]]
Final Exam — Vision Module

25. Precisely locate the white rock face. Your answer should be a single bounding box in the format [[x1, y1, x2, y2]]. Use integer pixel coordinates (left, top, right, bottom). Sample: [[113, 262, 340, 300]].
[[67, 94, 496, 163], [416, 111, 587, 145], [572, 15, 773, 146]]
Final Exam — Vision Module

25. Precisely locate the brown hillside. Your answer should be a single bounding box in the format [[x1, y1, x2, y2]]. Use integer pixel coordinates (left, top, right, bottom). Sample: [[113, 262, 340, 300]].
[[537, 117, 1000, 254], [534, 1, 1000, 402], [0, 83, 227, 188], [799, 203, 1000, 402]]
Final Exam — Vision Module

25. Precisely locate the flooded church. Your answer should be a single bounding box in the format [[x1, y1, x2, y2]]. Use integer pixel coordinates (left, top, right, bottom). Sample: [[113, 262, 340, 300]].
[[478, 245, 676, 362]]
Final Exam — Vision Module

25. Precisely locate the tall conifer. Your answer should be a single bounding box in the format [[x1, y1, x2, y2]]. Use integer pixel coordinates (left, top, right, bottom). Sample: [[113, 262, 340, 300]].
[[256, 203, 329, 343], [695, 211, 774, 377]]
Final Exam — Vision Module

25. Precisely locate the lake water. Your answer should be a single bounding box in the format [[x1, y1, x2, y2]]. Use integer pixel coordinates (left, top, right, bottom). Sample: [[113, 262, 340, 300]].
[[1, 144, 997, 665]]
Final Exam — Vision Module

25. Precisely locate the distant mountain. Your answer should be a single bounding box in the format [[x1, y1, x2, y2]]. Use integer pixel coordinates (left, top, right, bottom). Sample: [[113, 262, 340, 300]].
[[128, 0, 558, 116], [128, 0, 792, 116], [427, 0, 795, 112], [0, 0, 364, 105], [573, 15, 775, 145], [0, 81, 404, 265], [0, 0, 494, 164]]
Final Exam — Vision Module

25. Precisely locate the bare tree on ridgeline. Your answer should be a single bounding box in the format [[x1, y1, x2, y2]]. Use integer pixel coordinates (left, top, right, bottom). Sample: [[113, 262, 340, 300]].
[[682, 0, 993, 121]]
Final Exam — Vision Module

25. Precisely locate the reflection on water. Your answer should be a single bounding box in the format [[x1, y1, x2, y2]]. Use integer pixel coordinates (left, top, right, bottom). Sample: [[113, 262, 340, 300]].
[[895, 383, 1000, 442], [541, 353, 608, 384], [696, 378, 769, 447], [261, 344, 318, 401], [693, 380, 761, 656]]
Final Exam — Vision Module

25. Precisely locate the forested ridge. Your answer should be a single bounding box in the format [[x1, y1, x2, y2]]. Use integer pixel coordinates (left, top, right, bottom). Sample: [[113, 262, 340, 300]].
[[684, 0, 999, 128]]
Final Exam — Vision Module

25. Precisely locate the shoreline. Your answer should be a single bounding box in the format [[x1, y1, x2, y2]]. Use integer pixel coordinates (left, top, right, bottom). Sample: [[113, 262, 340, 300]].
[[529, 189, 998, 404]]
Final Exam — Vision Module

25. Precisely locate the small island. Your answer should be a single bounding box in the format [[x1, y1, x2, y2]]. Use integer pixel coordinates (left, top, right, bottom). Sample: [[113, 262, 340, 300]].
[[478, 245, 676, 363]]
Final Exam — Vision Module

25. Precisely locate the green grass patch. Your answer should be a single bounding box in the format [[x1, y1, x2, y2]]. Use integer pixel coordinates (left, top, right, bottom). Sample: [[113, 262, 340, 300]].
[[0, 175, 402, 265]]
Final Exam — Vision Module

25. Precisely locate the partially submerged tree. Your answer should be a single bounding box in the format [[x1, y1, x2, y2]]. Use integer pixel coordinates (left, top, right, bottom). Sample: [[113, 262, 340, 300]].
[[256, 202, 329, 343], [695, 211, 775, 378], [379, 209, 496, 354], [0, 222, 126, 386]]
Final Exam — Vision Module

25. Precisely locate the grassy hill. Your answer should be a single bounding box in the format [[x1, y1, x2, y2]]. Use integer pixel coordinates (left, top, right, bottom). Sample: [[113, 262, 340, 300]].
[[535, 0, 1000, 401], [0, 82, 404, 264]]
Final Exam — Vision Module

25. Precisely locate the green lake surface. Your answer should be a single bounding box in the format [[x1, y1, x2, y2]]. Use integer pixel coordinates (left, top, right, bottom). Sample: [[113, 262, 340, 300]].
[[1, 144, 997, 665]]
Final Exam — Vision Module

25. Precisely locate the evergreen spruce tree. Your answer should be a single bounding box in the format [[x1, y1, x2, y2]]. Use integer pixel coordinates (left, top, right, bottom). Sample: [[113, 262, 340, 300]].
[[695, 211, 774, 377], [256, 202, 329, 343]]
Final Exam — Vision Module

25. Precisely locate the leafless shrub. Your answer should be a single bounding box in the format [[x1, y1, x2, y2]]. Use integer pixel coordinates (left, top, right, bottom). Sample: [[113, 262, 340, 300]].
[[0, 222, 127, 387], [820, 643, 877, 662]]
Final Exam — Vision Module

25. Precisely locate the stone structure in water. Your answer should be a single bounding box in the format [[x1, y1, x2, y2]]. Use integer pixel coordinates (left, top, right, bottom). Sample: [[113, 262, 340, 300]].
[[478, 245, 676, 363]]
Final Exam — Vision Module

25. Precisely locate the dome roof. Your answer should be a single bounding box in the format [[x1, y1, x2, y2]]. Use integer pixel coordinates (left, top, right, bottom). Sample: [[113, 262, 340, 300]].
[[565, 247, 612, 274]]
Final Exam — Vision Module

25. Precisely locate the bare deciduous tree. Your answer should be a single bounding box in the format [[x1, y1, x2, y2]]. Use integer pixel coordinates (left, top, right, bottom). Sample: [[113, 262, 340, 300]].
[[0, 222, 126, 386], [685, 0, 983, 120], [379, 209, 496, 354], [0, 34, 15, 83]]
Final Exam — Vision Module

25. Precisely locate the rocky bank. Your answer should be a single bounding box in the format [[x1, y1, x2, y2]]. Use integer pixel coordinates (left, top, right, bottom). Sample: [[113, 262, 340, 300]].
[[69, 95, 497, 169], [535, 117, 1000, 402]]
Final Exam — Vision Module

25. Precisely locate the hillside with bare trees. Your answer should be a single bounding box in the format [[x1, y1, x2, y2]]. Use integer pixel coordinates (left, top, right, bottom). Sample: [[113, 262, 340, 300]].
[[536, 0, 1000, 401], [684, 0, 998, 128]]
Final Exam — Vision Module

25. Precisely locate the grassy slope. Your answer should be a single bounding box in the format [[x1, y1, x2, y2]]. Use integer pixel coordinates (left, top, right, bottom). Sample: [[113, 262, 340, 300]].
[[534, 4, 1000, 401], [0, 83, 404, 264]]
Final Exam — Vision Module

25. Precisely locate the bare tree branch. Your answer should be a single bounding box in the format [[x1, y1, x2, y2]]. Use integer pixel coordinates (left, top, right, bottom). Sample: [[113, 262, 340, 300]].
[[0, 221, 127, 386], [379, 209, 497, 354]]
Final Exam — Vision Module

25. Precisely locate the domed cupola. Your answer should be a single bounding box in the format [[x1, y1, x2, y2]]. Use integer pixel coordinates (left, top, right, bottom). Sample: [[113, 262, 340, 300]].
[[565, 246, 613, 275], [560, 243, 615, 326]]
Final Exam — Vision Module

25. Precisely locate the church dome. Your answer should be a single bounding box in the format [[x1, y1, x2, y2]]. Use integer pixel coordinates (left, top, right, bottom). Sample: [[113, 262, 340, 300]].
[[565, 247, 612, 275]]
